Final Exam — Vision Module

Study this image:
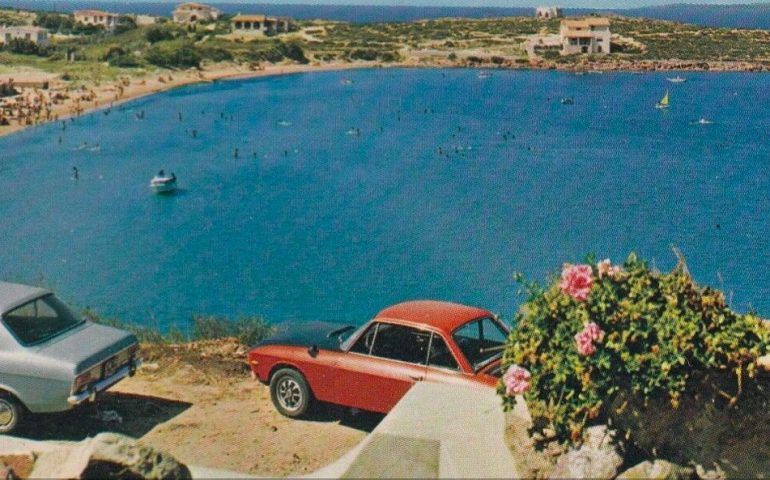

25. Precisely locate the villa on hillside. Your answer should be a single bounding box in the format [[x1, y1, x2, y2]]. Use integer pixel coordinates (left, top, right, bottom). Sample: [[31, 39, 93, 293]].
[[172, 3, 220, 24], [73, 10, 121, 30], [560, 17, 611, 54], [535, 6, 562, 19], [231, 14, 293, 35], [0, 26, 49, 45]]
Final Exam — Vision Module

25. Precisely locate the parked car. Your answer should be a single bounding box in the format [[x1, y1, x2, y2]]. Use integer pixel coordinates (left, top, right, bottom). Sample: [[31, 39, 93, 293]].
[[0, 281, 141, 433], [248, 300, 509, 417]]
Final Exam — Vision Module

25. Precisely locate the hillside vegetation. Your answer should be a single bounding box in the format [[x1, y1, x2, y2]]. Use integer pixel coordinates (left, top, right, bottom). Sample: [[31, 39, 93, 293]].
[[2, 8, 770, 82]]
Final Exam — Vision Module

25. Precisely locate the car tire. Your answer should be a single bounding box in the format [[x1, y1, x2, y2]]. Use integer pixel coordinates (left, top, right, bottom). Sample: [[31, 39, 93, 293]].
[[270, 368, 313, 418], [0, 393, 23, 434]]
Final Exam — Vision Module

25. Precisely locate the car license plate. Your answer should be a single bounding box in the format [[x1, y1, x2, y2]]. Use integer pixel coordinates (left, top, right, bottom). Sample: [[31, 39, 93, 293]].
[[103, 357, 118, 377]]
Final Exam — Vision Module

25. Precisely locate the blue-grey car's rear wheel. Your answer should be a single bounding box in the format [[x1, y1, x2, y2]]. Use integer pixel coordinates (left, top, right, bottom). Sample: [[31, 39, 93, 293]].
[[0, 394, 22, 434], [270, 368, 312, 418]]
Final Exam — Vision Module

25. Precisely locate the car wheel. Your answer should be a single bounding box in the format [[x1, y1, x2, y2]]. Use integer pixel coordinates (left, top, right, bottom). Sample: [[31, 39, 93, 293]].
[[270, 368, 312, 418], [0, 394, 23, 434]]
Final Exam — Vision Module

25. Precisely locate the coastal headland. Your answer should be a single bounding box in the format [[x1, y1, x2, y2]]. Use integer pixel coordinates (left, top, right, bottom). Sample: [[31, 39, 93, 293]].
[[3, 8, 770, 138]]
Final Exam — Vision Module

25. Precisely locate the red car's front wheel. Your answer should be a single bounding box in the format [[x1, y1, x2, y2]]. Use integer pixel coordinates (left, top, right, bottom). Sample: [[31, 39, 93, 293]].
[[270, 368, 313, 417]]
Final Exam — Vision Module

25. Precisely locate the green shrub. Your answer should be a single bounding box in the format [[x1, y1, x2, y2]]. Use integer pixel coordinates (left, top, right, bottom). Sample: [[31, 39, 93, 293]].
[[145, 25, 175, 44], [499, 253, 769, 443], [2, 38, 50, 56], [145, 43, 201, 68], [279, 41, 308, 64], [85, 309, 274, 345], [191, 315, 275, 345], [109, 53, 141, 68], [348, 48, 378, 61], [199, 46, 233, 62]]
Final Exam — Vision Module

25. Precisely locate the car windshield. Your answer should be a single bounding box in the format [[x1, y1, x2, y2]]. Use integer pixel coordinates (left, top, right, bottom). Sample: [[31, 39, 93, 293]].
[[339, 323, 368, 351], [2, 294, 84, 346], [452, 317, 509, 372]]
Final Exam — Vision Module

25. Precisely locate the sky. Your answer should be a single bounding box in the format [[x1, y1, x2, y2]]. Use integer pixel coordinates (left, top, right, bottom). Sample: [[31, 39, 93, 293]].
[[38, 0, 770, 8]]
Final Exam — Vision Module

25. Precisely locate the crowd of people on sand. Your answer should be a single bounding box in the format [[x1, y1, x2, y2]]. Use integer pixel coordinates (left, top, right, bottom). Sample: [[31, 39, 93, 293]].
[[0, 78, 131, 129]]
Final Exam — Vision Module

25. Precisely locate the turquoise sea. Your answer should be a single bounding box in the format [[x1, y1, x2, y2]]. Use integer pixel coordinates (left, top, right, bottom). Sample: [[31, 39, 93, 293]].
[[1, 68, 769, 329]]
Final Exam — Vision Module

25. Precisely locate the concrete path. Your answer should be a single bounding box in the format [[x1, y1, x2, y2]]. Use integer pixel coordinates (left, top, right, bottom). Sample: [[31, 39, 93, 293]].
[[307, 382, 519, 479]]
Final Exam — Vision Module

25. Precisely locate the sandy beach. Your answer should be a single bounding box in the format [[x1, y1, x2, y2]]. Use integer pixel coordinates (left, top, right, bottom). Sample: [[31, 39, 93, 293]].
[[0, 61, 376, 139], [3, 56, 769, 140]]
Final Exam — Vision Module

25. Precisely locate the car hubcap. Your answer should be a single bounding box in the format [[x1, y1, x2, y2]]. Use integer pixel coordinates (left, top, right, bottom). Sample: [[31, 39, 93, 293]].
[[277, 377, 302, 412], [0, 400, 14, 428]]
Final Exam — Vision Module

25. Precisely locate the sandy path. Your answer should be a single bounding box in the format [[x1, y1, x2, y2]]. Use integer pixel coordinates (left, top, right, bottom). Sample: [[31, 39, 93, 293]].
[[112, 370, 372, 477], [19, 342, 377, 477]]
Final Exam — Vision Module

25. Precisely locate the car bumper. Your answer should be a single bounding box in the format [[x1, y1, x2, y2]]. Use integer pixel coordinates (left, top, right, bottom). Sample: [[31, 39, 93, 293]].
[[67, 359, 142, 406]]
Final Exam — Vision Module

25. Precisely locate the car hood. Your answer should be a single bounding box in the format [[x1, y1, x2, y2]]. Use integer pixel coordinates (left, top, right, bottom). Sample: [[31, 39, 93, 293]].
[[35, 322, 137, 372], [258, 321, 353, 352]]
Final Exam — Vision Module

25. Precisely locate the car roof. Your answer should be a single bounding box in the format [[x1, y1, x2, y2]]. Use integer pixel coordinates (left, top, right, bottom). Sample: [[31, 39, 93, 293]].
[[374, 300, 492, 335], [0, 281, 51, 314]]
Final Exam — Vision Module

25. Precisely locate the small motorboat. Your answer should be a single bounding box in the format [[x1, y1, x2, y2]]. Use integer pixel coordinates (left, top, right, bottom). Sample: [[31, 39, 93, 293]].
[[560, 97, 575, 105], [150, 171, 177, 194], [477, 71, 492, 79], [693, 117, 713, 125], [667, 76, 687, 83]]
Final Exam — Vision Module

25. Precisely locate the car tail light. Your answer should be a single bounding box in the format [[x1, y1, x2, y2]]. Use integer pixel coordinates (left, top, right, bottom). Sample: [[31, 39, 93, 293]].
[[74, 364, 101, 393]]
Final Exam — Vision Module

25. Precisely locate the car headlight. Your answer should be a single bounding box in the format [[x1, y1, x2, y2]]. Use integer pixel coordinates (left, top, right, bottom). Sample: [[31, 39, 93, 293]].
[[74, 364, 101, 393]]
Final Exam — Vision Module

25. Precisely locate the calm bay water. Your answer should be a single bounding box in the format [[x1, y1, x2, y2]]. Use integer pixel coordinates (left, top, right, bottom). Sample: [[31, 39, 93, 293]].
[[1, 68, 769, 329]]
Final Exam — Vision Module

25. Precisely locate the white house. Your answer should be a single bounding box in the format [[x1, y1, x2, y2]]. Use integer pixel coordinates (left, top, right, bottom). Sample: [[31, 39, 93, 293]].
[[0, 26, 49, 45], [231, 15, 292, 35], [172, 3, 220, 24], [560, 18, 611, 55], [74, 10, 121, 30], [535, 6, 563, 19]]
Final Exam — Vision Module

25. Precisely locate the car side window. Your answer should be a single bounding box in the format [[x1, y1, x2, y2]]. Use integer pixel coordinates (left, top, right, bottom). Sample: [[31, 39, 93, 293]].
[[428, 333, 460, 371], [369, 323, 430, 365]]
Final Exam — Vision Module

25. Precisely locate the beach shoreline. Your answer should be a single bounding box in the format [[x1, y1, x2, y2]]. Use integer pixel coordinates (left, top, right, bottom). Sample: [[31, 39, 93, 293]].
[[0, 61, 377, 139], [2, 57, 768, 140]]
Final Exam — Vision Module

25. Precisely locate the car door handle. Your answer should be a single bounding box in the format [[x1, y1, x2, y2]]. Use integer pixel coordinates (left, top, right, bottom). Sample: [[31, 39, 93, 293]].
[[409, 375, 424, 381]]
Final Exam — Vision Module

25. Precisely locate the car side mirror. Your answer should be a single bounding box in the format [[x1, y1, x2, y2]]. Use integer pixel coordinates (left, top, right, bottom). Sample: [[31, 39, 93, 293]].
[[308, 344, 319, 358]]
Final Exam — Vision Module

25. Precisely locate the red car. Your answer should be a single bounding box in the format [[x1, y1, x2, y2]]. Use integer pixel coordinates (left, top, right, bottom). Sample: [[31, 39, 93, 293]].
[[248, 300, 509, 417]]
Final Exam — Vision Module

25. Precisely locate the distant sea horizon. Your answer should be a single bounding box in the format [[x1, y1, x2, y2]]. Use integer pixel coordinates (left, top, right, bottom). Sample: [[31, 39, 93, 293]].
[[3, 1, 770, 28]]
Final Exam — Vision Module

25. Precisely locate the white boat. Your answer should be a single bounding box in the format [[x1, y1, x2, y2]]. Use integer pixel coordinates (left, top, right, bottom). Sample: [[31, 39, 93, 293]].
[[477, 71, 492, 79], [655, 90, 670, 109], [150, 172, 177, 194], [667, 76, 687, 83], [560, 97, 575, 105], [694, 117, 713, 125]]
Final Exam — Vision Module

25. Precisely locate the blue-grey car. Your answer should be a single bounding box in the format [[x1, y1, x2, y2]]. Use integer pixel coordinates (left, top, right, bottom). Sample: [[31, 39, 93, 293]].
[[0, 281, 141, 433]]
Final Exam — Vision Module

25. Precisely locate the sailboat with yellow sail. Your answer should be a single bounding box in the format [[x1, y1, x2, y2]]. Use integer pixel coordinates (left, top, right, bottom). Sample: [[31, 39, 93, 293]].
[[655, 90, 670, 109]]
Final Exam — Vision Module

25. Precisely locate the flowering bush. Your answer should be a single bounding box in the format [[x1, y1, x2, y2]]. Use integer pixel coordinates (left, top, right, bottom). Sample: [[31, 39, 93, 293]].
[[498, 253, 770, 443]]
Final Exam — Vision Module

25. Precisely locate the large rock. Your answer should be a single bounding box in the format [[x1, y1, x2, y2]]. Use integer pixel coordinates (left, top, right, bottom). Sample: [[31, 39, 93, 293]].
[[610, 371, 770, 478], [30, 433, 191, 479], [547, 425, 624, 480], [617, 460, 695, 480]]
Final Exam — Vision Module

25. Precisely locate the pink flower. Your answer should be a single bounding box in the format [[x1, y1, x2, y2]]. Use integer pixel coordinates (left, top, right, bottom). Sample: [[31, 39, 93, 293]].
[[575, 323, 604, 356], [575, 330, 597, 356], [560, 264, 594, 301], [597, 259, 622, 280], [583, 322, 605, 343], [503, 364, 531, 396]]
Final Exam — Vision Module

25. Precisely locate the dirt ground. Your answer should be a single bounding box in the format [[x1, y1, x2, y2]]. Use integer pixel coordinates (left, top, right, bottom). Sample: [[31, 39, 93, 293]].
[[16, 340, 381, 477]]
